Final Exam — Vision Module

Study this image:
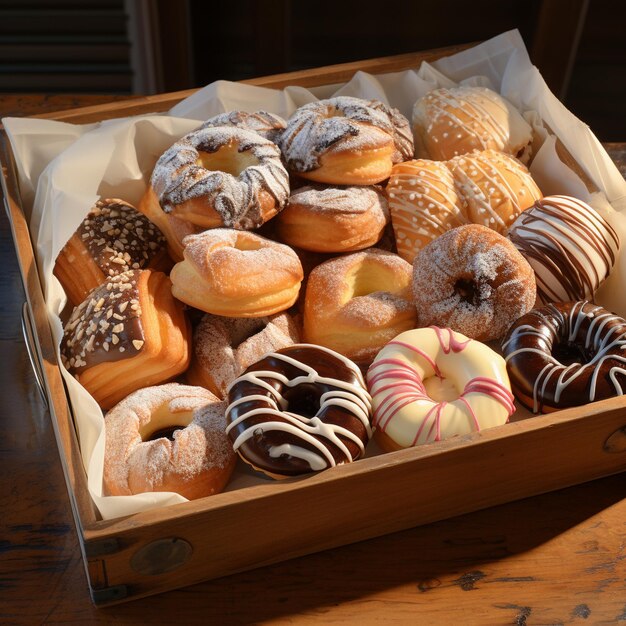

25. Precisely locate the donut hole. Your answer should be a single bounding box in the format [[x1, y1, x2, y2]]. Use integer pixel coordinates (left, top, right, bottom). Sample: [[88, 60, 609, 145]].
[[423, 376, 460, 402], [283, 384, 322, 418], [196, 141, 260, 176], [552, 340, 593, 366], [454, 277, 481, 306], [233, 233, 263, 252], [349, 263, 394, 298], [138, 406, 194, 442]]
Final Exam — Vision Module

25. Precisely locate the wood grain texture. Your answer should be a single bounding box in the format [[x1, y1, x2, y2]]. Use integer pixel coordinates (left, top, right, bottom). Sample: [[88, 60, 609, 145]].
[[0, 93, 625, 624]]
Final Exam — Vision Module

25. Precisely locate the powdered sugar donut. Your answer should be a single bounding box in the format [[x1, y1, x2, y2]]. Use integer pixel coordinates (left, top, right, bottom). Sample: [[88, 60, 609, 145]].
[[201, 110, 287, 144], [187, 311, 301, 399], [412, 224, 536, 341], [280, 96, 413, 185], [103, 383, 236, 499], [367, 327, 515, 450]]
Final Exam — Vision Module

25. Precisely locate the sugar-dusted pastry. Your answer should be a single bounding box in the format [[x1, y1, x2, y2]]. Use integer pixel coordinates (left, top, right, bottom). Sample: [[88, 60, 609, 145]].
[[303, 249, 416, 364], [280, 96, 413, 185], [61, 269, 191, 409], [226, 344, 373, 479], [276, 184, 389, 252], [412, 86, 533, 162], [367, 327, 515, 451], [507, 195, 620, 303], [170, 229, 303, 318], [502, 301, 626, 413], [412, 224, 536, 342], [54, 198, 169, 306], [104, 383, 236, 499], [200, 110, 287, 144]]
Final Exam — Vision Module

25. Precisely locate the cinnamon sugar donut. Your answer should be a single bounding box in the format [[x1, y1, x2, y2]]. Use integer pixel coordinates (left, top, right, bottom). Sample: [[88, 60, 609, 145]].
[[54, 198, 170, 306], [104, 383, 236, 499], [141, 125, 290, 230], [275, 184, 389, 252], [412, 224, 536, 342], [412, 86, 533, 162], [170, 229, 304, 317], [187, 311, 301, 399], [304, 249, 416, 364], [280, 96, 413, 185], [201, 110, 286, 144]]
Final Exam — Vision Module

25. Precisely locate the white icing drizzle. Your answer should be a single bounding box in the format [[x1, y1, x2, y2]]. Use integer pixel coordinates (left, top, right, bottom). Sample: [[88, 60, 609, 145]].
[[503, 301, 626, 412], [225, 344, 372, 472], [151, 126, 290, 229]]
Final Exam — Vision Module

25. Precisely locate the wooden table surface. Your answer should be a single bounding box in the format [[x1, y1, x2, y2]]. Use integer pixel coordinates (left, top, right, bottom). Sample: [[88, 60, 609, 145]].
[[1, 95, 625, 626]]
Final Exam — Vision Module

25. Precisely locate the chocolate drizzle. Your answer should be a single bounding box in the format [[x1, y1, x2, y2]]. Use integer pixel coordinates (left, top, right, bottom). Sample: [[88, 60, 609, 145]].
[[507, 195, 620, 303], [225, 344, 372, 477], [280, 96, 414, 173], [61, 269, 145, 373], [200, 110, 287, 145], [151, 126, 290, 230], [502, 301, 626, 413], [75, 199, 166, 276]]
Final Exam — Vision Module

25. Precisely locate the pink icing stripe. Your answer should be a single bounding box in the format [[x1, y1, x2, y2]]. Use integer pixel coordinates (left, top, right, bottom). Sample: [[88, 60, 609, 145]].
[[430, 326, 471, 354], [462, 376, 516, 416], [386, 340, 441, 377], [376, 392, 428, 430], [458, 396, 480, 430]]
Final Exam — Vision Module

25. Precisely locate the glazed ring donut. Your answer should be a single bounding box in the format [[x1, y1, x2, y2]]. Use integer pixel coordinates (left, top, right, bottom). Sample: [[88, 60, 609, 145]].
[[303, 248, 417, 365], [275, 184, 389, 253], [367, 327, 515, 451], [200, 110, 287, 144], [412, 224, 536, 342], [103, 383, 236, 499], [141, 125, 290, 230], [225, 344, 373, 479], [170, 229, 304, 317], [502, 301, 626, 413], [280, 96, 414, 185], [186, 311, 301, 399]]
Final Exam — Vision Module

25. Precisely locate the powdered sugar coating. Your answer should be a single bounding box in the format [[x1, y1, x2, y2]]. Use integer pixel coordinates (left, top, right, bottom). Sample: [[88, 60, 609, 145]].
[[289, 184, 388, 216], [280, 96, 413, 173], [193, 312, 300, 398], [151, 126, 289, 229], [413, 224, 536, 341], [104, 383, 234, 497], [200, 110, 287, 144]]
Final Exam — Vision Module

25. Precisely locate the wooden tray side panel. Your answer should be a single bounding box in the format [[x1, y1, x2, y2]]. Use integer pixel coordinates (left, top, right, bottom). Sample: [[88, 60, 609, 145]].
[[28, 43, 472, 125], [85, 403, 626, 605]]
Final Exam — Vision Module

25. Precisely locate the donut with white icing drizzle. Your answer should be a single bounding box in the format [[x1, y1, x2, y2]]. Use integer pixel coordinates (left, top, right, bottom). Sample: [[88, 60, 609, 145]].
[[280, 96, 413, 185], [502, 301, 626, 413], [225, 344, 373, 479], [367, 327, 515, 451]]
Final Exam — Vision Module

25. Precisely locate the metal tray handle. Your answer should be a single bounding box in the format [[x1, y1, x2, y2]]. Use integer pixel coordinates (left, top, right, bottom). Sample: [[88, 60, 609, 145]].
[[21, 301, 48, 406]]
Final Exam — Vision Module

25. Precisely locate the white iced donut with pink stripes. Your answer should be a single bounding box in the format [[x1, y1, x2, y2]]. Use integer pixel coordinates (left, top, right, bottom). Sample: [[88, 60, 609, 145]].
[[366, 327, 515, 450]]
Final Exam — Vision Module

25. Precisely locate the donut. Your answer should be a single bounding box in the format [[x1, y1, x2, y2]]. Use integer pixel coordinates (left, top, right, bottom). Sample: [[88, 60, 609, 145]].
[[412, 86, 533, 162], [103, 383, 236, 499], [54, 198, 170, 306], [170, 229, 303, 317], [280, 96, 413, 185], [200, 110, 287, 144], [507, 195, 620, 304], [367, 327, 515, 451], [225, 344, 372, 479], [412, 224, 536, 342], [447, 150, 542, 234], [140, 125, 290, 230], [275, 184, 389, 252], [386, 159, 468, 263], [61, 269, 191, 409], [187, 311, 301, 399], [502, 301, 626, 413], [303, 248, 417, 364]]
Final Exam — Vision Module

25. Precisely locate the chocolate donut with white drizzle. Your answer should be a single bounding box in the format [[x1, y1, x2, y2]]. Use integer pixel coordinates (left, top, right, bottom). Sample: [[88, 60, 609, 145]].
[[502, 301, 626, 413], [225, 344, 373, 479]]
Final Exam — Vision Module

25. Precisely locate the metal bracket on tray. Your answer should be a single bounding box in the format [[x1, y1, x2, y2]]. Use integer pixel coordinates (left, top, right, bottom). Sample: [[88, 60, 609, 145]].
[[21, 301, 48, 406]]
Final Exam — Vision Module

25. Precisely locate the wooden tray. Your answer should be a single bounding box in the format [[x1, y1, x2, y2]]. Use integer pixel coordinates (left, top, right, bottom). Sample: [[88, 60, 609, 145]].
[[2, 43, 626, 606]]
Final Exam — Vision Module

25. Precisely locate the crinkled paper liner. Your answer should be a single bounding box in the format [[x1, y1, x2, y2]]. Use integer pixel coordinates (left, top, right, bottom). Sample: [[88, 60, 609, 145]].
[[3, 30, 626, 520]]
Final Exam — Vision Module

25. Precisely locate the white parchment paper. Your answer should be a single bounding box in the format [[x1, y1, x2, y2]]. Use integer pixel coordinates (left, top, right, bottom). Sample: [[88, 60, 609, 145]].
[[4, 30, 626, 520]]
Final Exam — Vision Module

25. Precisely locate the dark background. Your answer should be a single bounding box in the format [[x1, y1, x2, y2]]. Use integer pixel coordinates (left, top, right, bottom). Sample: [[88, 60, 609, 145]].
[[1, 0, 624, 140]]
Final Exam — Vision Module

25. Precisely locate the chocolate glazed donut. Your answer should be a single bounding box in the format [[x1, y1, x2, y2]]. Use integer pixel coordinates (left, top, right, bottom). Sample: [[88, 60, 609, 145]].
[[502, 301, 626, 413], [225, 344, 373, 478]]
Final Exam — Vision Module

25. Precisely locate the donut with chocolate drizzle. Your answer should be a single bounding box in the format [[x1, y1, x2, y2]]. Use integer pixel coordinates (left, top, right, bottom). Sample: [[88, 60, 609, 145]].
[[225, 344, 372, 479], [502, 301, 626, 413]]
